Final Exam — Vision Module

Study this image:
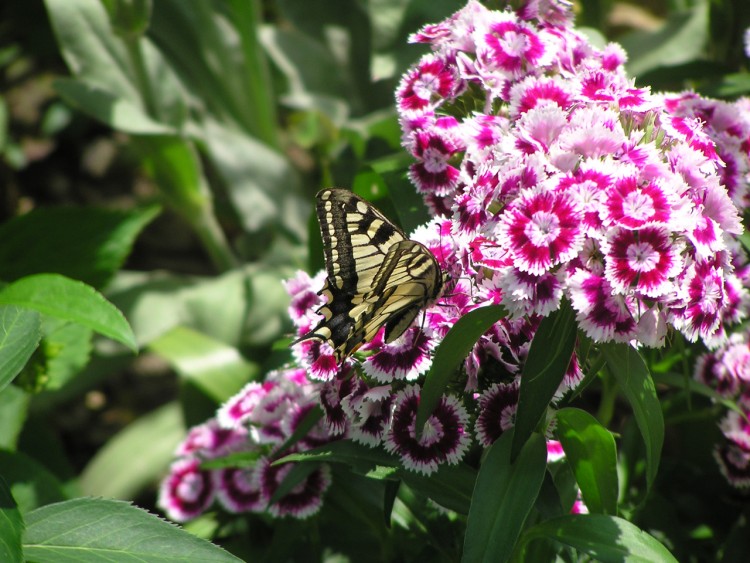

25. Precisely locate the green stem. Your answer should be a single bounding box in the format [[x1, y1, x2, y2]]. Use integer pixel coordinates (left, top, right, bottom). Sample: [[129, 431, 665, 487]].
[[125, 37, 158, 119], [226, 0, 280, 149], [191, 207, 238, 272], [596, 369, 617, 427]]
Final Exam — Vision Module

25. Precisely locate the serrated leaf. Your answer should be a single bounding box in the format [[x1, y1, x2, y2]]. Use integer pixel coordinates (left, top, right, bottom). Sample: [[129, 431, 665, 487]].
[[463, 430, 547, 563], [520, 514, 678, 562], [556, 408, 618, 515], [0, 477, 24, 563], [0, 274, 137, 352], [0, 205, 160, 289], [0, 306, 41, 393], [149, 326, 256, 403], [512, 299, 577, 459], [602, 343, 663, 489], [416, 305, 506, 433], [23, 498, 243, 562], [79, 403, 184, 499]]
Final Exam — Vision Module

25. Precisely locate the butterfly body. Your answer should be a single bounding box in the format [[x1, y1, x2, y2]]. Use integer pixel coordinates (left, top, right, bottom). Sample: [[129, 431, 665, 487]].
[[295, 189, 444, 362]]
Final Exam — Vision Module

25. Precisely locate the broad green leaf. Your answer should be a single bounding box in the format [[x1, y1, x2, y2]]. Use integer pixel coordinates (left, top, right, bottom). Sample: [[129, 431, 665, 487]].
[[36, 318, 93, 392], [149, 0, 278, 143], [45, 0, 186, 129], [278, 440, 475, 514], [0, 306, 41, 393], [108, 267, 291, 348], [416, 305, 506, 433], [0, 386, 30, 450], [0, 477, 23, 563], [149, 327, 256, 403], [0, 205, 160, 289], [0, 451, 67, 514], [621, 1, 709, 78], [556, 408, 618, 515], [23, 498, 243, 562], [519, 514, 678, 563], [0, 275, 136, 352], [79, 403, 184, 499], [463, 431, 547, 563], [512, 299, 577, 459], [602, 343, 663, 489], [199, 120, 305, 240], [54, 79, 174, 134]]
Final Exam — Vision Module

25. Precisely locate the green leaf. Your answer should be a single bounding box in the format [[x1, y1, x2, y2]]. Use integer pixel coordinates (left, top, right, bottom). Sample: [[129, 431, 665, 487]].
[[0, 450, 67, 514], [149, 0, 278, 143], [36, 318, 93, 392], [0, 477, 23, 563], [54, 78, 174, 134], [416, 305, 506, 433], [278, 440, 476, 514], [602, 343, 663, 489], [0, 204, 160, 288], [621, 1, 709, 78], [0, 306, 41, 393], [199, 120, 305, 240], [512, 299, 577, 459], [463, 431, 547, 563], [108, 266, 291, 349], [0, 274, 137, 352], [149, 327, 256, 403], [45, 0, 186, 129], [0, 386, 30, 450], [276, 405, 324, 455], [23, 498, 243, 562], [556, 408, 618, 515], [269, 462, 319, 506], [79, 403, 184, 499], [520, 514, 678, 563]]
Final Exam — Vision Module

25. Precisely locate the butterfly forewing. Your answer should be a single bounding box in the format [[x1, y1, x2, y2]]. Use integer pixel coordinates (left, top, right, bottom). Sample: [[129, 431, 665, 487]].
[[295, 189, 443, 362], [317, 189, 406, 296]]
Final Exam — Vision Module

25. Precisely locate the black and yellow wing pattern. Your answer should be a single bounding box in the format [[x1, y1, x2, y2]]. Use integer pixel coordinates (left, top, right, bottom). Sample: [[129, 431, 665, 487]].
[[295, 189, 444, 362]]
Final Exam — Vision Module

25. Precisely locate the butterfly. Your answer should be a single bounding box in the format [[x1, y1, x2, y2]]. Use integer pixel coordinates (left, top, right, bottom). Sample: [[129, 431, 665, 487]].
[[294, 188, 445, 362]]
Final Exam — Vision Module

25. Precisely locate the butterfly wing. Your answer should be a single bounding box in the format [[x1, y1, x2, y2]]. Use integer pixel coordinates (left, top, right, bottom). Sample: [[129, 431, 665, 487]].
[[295, 189, 442, 362], [317, 188, 406, 296]]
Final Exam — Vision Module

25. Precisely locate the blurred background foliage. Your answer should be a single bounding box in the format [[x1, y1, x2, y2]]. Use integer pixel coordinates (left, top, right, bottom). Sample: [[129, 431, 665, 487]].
[[1, 0, 750, 560]]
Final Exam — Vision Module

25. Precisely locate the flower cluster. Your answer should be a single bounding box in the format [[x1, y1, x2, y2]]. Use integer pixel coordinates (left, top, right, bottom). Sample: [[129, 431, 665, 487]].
[[158, 368, 332, 521], [398, 0, 749, 348], [161, 0, 750, 522]]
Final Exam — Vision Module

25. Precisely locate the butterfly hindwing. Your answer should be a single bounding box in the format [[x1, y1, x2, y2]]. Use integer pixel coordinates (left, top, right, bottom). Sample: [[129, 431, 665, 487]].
[[295, 189, 444, 362]]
